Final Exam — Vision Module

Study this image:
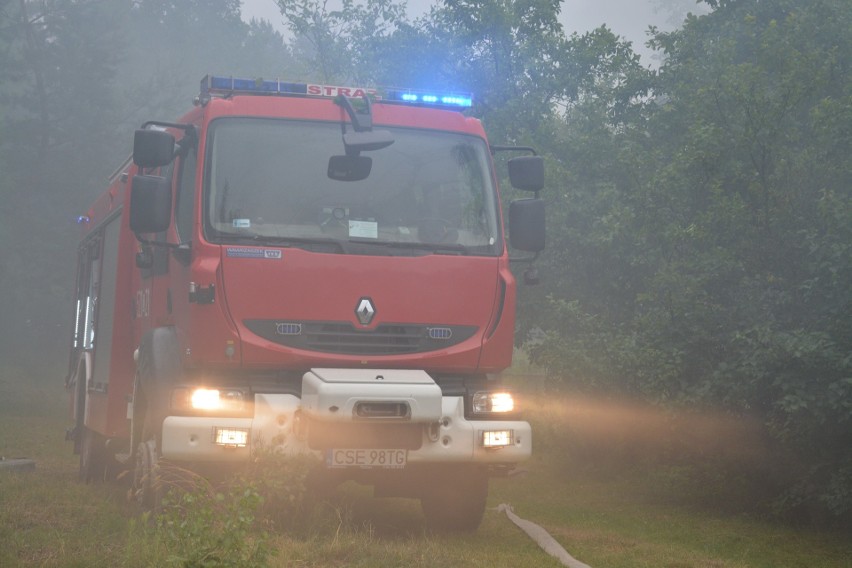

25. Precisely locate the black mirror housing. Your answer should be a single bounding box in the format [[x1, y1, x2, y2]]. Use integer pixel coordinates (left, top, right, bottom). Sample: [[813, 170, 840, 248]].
[[328, 155, 373, 182], [509, 198, 545, 252], [508, 156, 544, 192], [130, 175, 172, 233], [133, 129, 175, 168]]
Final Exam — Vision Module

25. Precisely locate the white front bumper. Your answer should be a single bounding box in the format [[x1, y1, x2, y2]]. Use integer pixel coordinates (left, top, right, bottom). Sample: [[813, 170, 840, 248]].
[[160, 392, 531, 465]]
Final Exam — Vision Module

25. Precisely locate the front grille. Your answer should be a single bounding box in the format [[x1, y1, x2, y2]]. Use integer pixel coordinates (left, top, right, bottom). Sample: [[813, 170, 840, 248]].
[[244, 320, 477, 356]]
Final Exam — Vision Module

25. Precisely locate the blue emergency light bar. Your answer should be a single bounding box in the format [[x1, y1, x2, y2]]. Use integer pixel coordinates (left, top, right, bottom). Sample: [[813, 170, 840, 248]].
[[383, 88, 473, 109], [199, 75, 473, 110]]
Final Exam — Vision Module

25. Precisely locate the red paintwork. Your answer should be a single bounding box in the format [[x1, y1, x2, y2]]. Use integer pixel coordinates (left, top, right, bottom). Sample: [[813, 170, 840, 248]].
[[74, 92, 516, 440]]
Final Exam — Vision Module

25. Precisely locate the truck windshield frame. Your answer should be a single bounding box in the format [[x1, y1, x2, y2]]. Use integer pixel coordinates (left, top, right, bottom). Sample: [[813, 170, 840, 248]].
[[202, 117, 502, 256]]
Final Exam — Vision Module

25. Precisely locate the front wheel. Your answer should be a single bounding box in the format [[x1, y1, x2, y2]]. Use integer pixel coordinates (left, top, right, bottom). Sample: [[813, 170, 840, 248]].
[[78, 427, 107, 483], [133, 439, 163, 512], [420, 467, 488, 532]]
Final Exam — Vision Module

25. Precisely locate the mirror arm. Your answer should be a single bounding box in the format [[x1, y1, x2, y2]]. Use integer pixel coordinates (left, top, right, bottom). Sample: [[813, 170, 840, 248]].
[[140, 120, 195, 133], [508, 251, 539, 263], [508, 252, 542, 285], [335, 95, 373, 132], [133, 232, 181, 249], [140, 121, 197, 160]]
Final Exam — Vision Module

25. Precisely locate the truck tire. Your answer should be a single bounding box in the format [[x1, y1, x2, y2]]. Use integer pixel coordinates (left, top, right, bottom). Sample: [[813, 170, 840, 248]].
[[133, 439, 163, 512], [133, 328, 180, 443], [131, 329, 184, 513], [420, 467, 488, 532], [79, 427, 107, 483]]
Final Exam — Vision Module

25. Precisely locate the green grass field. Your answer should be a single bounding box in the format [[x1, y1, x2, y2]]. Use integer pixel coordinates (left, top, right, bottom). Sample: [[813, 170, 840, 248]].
[[1, 369, 850, 567]]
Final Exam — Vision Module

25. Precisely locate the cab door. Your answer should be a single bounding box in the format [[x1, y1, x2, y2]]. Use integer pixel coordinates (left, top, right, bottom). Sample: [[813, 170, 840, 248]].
[[135, 161, 176, 331]]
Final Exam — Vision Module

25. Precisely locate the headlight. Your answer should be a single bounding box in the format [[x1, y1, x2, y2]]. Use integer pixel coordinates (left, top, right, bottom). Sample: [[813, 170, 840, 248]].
[[191, 388, 221, 410], [171, 387, 246, 413], [471, 391, 515, 414]]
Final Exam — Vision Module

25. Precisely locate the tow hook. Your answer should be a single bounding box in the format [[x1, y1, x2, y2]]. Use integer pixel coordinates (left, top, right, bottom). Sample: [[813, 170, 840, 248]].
[[428, 421, 441, 442]]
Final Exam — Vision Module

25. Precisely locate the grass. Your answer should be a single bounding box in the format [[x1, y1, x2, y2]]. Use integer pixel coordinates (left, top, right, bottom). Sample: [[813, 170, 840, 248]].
[[1, 368, 851, 567]]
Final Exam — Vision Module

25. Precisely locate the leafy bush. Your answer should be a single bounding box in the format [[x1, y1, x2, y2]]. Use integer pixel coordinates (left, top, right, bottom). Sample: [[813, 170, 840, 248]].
[[150, 473, 273, 568], [238, 450, 320, 531]]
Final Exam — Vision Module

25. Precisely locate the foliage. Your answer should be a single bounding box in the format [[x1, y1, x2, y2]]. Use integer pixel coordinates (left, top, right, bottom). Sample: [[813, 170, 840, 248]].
[[238, 449, 319, 531], [526, 0, 852, 521], [277, 0, 406, 83], [132, 450, 320, 567], [140, 474, 273, 568], [0, 0, 129, 371]]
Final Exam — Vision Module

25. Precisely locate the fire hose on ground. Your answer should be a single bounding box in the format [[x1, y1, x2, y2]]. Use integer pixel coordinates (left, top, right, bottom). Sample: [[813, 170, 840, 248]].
[[497, 504, 592, 568]]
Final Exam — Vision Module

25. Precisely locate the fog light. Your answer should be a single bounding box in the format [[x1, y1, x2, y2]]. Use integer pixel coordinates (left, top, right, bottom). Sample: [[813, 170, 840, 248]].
[[214, 427, 249, 448], [481, 429, 513, 448]]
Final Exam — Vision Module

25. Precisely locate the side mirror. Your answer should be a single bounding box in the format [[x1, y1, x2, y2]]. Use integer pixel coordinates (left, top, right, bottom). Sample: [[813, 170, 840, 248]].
[[508, 155, 544, 192], [328, 155, 372, 182], [133, 129, 175, 168], [130, 175, 172, 233], [509, 198, 545, 252]]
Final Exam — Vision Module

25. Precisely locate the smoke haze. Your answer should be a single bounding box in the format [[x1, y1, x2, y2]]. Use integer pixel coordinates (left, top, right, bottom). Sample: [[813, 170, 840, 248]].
[[241, 0, 708, 64]]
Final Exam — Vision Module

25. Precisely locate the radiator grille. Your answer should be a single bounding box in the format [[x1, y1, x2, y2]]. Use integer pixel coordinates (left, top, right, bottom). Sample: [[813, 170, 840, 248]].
[[244, 320, 477, 356]]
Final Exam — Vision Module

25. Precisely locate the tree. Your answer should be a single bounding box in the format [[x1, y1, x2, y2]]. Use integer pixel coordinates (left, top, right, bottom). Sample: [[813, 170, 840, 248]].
[[0, 1, 128, 369], [528, 0, 852, 520], [278, 0, 406, 83], [0, 1, 296, 371], [122, 0, 295, 127]]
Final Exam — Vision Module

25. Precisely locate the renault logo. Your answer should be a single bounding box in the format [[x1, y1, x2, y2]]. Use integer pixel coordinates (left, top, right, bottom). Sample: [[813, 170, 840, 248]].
[[355, 297, 376, 326]]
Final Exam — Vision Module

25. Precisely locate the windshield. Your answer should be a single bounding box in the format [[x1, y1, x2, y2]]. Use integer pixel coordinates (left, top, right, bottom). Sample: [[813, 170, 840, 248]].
[[204, 118, 501, 255]]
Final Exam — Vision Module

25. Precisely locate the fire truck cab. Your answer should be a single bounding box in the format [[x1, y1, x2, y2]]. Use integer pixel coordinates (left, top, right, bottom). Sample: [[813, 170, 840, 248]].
[[66, 76, 545, 531]]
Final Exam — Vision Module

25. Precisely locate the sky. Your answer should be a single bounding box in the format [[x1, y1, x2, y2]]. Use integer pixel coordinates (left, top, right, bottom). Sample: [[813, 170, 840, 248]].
[[240, 0, 709, 64]]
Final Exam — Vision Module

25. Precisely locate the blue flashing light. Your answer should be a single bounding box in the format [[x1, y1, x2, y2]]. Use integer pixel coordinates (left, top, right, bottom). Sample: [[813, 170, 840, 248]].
[[384, 88, 473, 109], [76, 215, 90, 224], [442, 95, 472, 107]]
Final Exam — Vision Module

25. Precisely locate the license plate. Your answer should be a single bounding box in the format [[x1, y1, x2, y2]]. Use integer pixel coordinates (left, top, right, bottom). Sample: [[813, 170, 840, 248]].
[[326, 449, 407, 469]]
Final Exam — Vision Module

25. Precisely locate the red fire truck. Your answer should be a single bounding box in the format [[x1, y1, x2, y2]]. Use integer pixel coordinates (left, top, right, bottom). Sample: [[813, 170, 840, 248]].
[[65, 76, 545, 530]]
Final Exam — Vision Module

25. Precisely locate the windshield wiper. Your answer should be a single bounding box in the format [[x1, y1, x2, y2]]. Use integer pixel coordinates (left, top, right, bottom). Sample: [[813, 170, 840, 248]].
[[374, 241, 468, 255], [215, 233, 350, 253], [215, 233, 470, 256]]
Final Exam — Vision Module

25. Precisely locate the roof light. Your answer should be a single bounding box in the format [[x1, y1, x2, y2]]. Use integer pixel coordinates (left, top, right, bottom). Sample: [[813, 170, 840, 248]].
[[201, 75, 308, 97], [199, 75, 473, 110], [384, 88, 472, 108]]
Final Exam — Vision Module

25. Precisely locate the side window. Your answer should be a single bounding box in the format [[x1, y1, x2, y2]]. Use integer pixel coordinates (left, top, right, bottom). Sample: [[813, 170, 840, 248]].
[[175, 147, 197, 243], [82, 239, 101, 350]]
